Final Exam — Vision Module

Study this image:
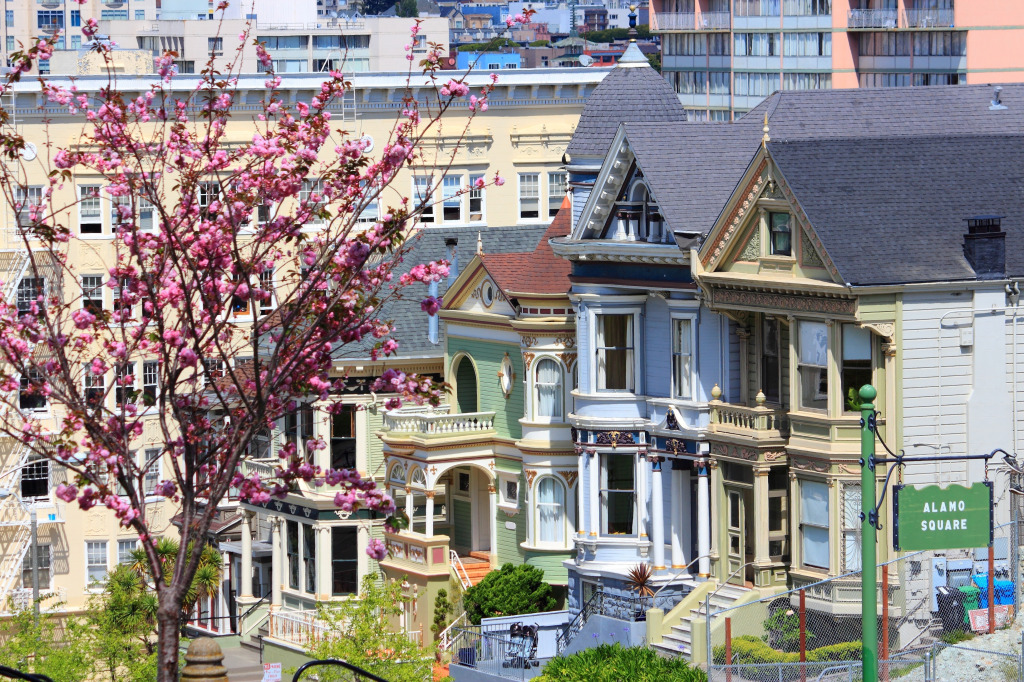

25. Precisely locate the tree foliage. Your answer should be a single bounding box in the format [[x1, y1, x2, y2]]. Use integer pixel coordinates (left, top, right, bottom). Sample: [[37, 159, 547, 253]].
[[463, 563, 557, 625], [581, 25, 653, 43], [0, 603, 94, 682], [308, 573, 435, 682], [396, 0, 419, 18], [87, 565, 160, 682]]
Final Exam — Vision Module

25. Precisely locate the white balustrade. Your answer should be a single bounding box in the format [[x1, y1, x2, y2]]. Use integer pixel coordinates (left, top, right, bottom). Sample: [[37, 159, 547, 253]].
[[268, 609, 331, 645], [383, 410, 496, 436]]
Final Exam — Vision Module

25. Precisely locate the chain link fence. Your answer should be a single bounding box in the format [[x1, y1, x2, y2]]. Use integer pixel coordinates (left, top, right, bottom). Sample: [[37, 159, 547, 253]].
[[706, 522, 1022, 682]]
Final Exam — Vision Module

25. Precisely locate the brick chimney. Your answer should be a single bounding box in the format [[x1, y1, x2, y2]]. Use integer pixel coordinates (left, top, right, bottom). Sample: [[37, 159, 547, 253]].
[[963, 215, 1006, 280]]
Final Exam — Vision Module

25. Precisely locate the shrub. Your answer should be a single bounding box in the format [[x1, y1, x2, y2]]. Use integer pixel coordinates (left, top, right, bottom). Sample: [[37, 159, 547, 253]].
[[714, 636, 862, 666], [463, 563, 557, 625], [539, 643, 706, 682]]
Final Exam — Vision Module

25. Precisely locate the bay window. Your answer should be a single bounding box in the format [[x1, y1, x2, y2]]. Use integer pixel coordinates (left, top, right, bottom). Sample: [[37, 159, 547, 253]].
[[537, 476, 566, 544], [601, 454, 635, 535], [672, 318, 694, 400], [799, 479, 829, 570], [841, 325, 872, 411], [534, 358, 563, 420], [797, 320, 828, 411], [596, 313, 634, 392]]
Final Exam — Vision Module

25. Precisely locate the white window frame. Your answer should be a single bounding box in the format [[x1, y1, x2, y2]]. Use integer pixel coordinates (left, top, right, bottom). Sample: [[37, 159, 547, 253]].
[[496, 471, 519, 512], [532, 356, 564, 422], [198, 182, 220, 215], [81, 274, 104, 315], [671, 314, 696, 401], [535, 475, 568, 547], [590, 307, 642, 395], [468, 173, 485, 223], [356, 179, 379, 224], [600, 453, 636, 537], [259, 268, 277, 317], [118, 538, 138, 565], [15, 186, 43, 231], [518, 173, 540, 222], [115, 361, 136, 410], [142, 360, 159, 408], [300, 178, 326, 226], [16, 277, 45, 316], [84, 362, 106, 411], [413, 176, 434, 224], [141, 448, 161, 497], [442, 175, 463, 223], [547, 172, 567, 218], [78, 184, 104, 235], [112, 276, 137, 322], [796, 319, 829, 413], [799, 478, 830, 571], [19, 368, 48, 413], [86, 540, 109, 586], [22, 543, 52, 590]]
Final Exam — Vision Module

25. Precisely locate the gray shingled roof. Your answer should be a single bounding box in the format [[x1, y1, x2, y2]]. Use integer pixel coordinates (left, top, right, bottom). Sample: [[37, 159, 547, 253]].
[[747, 84, 1024, 141], [565, 63, 686, 161], [768, 135, 1024, 286], [623, 121, 761, 239], [334, 225, 549, 362]]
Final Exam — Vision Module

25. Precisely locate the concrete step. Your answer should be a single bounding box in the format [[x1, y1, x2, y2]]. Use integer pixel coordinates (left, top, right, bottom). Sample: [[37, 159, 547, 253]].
[[467, 551, 492, 562], [653, 636, 690, 658]]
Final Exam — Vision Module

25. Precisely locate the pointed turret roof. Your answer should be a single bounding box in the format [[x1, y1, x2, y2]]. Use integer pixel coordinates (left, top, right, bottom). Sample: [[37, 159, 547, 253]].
[[565, 49, 685, 163]]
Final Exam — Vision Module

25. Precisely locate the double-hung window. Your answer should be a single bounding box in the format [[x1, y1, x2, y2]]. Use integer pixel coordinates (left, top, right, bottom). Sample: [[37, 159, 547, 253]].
[[198, 182, 220, 217], [303, 524, 316, 594], [79, 185, 103, 234], [142, 448, 160, 495], [332, 527, 358, 595], [142, 361, 159, 406], [414, 176, 434, 223], [518, 173, 539, 220], [112, 277, 136, 320], [799, 479, 829, 570], [21, 453, 48, 498], [84, 363, 105, 410], [287, 521, 300, 589], [797, 320, 828, 411], [258, 268, 276, 317], [595, 313, 634, 392], [15, 186, 43, 230], [115, 362, 135, 408], [331, 405, 356, 470], [22, 544, 51, 590], [534, 358, 563, 420], [19, 369, 46, 411], [548, 172, 566, 217], [17, 277, 44, 315], [769, 211, 791, 256], [469, 174, 484, 222], [761, 317, 781, 403], [601, 454, 635, 535], [356, 180, 378, 224], [86, 540, 108, 584], [671, 318, 694, 400], [118, 539, 137, 565], [82, 275, 104, 315], [442, 176, 462, 222], [300, 178, 325, 226], [537, 476, 566, 544], [841, 324, 872, 411]]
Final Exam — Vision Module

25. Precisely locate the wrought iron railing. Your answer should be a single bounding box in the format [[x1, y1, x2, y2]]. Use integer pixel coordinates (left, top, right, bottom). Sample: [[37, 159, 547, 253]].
[[555, 589, 604, 653]]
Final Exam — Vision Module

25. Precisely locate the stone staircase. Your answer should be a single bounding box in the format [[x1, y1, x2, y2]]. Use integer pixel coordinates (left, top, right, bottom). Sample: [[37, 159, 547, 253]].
[[653, 582, 752, 660], [460, 552, 493, 586]]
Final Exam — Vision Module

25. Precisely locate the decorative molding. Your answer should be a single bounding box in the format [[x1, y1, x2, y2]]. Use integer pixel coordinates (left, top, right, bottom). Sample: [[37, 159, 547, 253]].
[[487, 483, 497, 493], [524, 469, 538, 488], [556, 351, 577, 370], [800, 230, 825, 269], [738, 227, 761, 262], [708, 287, 856, 317], [555, 335, 576, 349], [557, 470, 579, 488], [595, 430, 635, 448], [522, 352, 536, 371], [520, 335, 538, 348], [663, 437, 688, 455], [764, 450, 785, 462], [791, 457, 830, 473], [860, 322, 895, 341], [666, 410, 680, 431], [703, 159, 768, 268]]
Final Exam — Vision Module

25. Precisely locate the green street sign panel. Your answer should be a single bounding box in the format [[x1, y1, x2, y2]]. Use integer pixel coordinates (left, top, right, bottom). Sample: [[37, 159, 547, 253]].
[[893, 482, 993, 552]]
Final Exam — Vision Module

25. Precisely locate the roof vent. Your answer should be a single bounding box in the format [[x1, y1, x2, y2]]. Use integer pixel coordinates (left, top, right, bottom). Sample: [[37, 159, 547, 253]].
[[990, 86, 1007, 111], [964, 215, 1005, 280]]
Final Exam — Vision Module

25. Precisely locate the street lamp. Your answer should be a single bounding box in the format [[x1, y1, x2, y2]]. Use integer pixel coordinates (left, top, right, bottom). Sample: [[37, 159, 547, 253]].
[[0, 486, 38, 621]]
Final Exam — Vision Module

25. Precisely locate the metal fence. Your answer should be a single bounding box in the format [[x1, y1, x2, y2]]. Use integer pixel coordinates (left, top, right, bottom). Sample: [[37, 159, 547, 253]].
[[448, 625, 543, 681], [706, 521, 1022, 681]]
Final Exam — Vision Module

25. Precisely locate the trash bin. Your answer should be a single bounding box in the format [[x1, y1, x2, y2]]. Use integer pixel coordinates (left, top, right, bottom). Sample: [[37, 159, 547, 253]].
[[958, 584, 981, 624], [995, 579, 1014, 606], [936, 586, 966, 633]]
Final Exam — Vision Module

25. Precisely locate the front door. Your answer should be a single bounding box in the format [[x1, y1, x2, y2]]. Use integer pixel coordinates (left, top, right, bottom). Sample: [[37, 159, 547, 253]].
[[451, 468, 474, 553], [725, 486, 755, 585]]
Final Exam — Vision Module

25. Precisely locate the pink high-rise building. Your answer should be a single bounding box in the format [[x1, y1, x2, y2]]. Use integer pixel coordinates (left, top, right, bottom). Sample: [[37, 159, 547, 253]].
[[651, 0, 1024, 120]]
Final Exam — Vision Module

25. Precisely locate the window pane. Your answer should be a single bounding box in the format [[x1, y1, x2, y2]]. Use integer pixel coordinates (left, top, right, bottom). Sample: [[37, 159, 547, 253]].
[[798, 321, 828, 411], [800, 480, 829, 569], [603, 455, 634, 535], [535, 359, 562, 419], [332, 527, 358, 595], [673, 318, 693, 399], [303, 524, 316, 594], [538, 477, 565, 544], [596, 314, 633, 391], [841, 324, 872, 410]]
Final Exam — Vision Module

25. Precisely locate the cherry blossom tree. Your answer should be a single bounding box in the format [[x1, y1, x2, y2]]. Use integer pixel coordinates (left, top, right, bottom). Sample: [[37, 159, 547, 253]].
[[0, 8, 527, 677]]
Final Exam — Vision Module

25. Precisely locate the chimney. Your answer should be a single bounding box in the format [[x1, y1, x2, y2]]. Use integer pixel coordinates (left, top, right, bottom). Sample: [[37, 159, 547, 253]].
[[445, 237, 459, 286], [963, 215, 1006, 280]]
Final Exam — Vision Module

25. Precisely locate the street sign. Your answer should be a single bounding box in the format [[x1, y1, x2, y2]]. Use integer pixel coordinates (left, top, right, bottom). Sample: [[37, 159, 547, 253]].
[[262, 662, 282, 682], [893, 482, 993, 551]]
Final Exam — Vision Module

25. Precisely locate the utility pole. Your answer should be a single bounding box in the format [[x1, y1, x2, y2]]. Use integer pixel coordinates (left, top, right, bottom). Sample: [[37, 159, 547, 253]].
[[30, 503, 39, 623], [860, 384, 878, 681]]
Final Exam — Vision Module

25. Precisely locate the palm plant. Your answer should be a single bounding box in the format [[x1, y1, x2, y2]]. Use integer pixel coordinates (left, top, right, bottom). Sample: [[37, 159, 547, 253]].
[[625, 563, 654, 598]]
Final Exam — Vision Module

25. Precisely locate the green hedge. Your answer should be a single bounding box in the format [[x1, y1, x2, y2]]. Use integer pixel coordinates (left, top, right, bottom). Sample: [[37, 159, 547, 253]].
[[713, 636, 862, 666], [538, 643, 706, 682]]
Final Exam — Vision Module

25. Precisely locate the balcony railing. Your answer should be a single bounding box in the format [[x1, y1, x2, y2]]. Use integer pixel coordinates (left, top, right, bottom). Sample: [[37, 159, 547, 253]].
[[381, 530, 451, 577], [709, 398, 788, 440], [654, 11, 696, 29], [241, 458, 277, 481], [847, 8, 898, 28], [382, 410, 495, 437], [8, 586, 67, 612], [699, 11, 731, 29], [904, 8, 954, 27], [268, 609, 331, 646]]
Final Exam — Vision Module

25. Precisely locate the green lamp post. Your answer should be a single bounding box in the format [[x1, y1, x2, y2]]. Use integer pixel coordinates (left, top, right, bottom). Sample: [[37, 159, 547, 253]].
[[860, 384, 878, 681]]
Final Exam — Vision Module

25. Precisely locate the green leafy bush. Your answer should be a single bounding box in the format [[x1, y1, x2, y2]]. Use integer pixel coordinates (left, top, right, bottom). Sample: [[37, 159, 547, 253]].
[[762, 606, 810, 652], [539, 643, 706, 682], [462, 563, 557, 625], [714, 636, 862, 666]]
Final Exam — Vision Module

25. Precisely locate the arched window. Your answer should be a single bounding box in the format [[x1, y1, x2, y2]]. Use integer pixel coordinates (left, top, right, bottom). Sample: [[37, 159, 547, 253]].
[[454, 356, 478, 413], [389, 462, 406, 485], [411, 468, 426, 487], [537, 476, 566, 545], [534, 358, 563, 420]]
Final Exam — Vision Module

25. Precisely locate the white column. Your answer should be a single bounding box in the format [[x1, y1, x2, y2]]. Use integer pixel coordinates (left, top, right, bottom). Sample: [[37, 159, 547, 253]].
[[577, 450, 586, 537], [488, 483, 498, 568], [697, 461, 711, 578], [240, 511, 253, 599], [317, 526, 332, 599], [670, 465, 685, 569], [270, 516, 283, 608], [589, 450, 600, 538], [650, 457, 666, 571], [405, 486, 414, 529], [636, 452, 648, 539], [424, 491, 435, 537]]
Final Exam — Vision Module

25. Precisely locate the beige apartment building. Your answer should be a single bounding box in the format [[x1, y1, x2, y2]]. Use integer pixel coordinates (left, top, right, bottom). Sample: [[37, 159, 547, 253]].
[[1, 0, 448, 76], [0, 67, 607, 624], [652, 0, 1024, 120]]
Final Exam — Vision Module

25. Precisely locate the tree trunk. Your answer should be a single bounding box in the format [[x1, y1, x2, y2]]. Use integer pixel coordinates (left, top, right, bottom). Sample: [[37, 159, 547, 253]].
[[156, 600, 182, 682]]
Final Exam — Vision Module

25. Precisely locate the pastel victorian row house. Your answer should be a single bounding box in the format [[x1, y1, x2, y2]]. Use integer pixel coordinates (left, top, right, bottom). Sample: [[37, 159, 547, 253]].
[[377, 208, 580, 639], [550, 65, 1024, 662]]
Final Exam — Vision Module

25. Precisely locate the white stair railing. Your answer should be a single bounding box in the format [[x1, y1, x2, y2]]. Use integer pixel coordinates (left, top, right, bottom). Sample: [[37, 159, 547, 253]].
[[439, 612, 467, 651], [450, 550, 472, 590]]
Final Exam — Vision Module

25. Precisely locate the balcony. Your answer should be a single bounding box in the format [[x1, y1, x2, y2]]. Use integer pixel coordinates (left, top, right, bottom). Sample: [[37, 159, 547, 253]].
[[790, 573, 902, 617], [268, 609, 330, 647], [904, 8, 954, 27], [847, 8, 898, 29], [381, 409, 495, 440], [708, 394, 788, 443], [698, 11, 731, 29], [380, 530, 452, 580], [241, 458, 278, 481], [653, 12, 696, 30]]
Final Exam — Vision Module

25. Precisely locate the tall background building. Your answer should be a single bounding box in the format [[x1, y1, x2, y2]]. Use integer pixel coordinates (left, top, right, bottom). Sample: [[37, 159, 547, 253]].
[[651, 0, 1024, 120]]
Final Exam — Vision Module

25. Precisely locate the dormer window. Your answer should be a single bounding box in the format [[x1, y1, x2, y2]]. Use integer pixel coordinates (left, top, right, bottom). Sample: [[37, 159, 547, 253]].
[[769, 212, 791, 256]]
